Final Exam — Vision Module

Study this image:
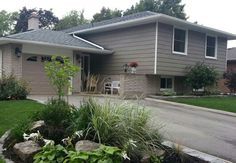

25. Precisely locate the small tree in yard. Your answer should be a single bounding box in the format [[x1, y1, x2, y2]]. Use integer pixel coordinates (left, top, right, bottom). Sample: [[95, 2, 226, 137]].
[[223, 71, 236, 93], [44, 56, 79, 100], [185, 63, 218, 93]]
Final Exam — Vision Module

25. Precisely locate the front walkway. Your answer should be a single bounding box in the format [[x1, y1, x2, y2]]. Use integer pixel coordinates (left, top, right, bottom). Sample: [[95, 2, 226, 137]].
[[28, 95, 236, 162]]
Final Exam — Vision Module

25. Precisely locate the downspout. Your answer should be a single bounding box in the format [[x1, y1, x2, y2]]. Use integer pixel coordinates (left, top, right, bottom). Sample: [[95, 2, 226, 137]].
[[72, 34, 104, 50], [154, 21, 158, 74], [0, 49, 2, 78]]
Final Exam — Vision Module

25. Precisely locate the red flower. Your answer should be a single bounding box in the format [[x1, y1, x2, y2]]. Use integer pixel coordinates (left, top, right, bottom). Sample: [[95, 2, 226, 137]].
[[129, 62, 138, 68]]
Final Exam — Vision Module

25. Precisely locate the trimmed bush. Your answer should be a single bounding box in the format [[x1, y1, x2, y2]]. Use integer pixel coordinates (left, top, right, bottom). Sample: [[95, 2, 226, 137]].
[[185, 62, 218, 94], [32, 99, 75, 143], [0, 73, 29, 100]]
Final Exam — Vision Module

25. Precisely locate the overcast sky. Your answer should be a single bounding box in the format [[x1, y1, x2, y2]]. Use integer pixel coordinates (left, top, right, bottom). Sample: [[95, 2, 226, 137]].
[[0, 0, 235, 47]]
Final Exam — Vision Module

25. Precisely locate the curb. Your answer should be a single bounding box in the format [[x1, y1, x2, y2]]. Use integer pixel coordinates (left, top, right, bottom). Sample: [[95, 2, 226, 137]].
[[162, 141, 232, 163], [145, 98, 236, 117]]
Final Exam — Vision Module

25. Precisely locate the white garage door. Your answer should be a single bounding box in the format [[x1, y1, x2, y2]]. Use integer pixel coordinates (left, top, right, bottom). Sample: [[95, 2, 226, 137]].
[[22, 54, 56, 95]]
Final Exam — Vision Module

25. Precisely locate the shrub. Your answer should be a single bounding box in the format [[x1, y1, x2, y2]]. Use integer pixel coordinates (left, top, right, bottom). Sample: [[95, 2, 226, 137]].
[[33, 99, 75, 143], [72, 99, 163, 161], [0, 73, 29, 100], [44, 56, 79, 100], [0, 156, 5, 163], [185, 63, 218, 93], [34, 144, 68, 163], [34, 144, 124, 163], [223, 71, 236, 93], [161, 90, 176, 96]]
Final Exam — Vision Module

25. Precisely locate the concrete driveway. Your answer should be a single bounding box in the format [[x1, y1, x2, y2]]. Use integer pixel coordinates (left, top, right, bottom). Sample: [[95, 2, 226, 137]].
[[29, 95, 236, 162]]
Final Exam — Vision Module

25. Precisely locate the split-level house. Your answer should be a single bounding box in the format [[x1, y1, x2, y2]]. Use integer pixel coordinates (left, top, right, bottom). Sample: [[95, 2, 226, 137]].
[[0, 11, 236, 96]]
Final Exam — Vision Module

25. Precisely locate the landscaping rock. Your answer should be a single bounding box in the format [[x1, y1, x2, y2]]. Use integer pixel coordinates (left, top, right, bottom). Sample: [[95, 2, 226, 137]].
[[13, 140, 41, 163], [0, 130, 11, 144], [140, 154, 150, 163], [75, 140, 100, 152], [30, 120, 45, 133], [140, 149, 165, 163]]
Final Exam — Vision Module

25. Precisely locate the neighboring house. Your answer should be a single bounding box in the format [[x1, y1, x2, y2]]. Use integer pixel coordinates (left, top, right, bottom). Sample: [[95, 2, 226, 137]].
[[219, 47, 236, 93], [0, 11, 236, 96], [227, 47, 236, 72]]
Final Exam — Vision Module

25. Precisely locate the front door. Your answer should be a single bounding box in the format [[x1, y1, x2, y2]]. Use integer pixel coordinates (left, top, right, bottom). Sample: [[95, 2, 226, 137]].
[[80, 54, 90, 91]]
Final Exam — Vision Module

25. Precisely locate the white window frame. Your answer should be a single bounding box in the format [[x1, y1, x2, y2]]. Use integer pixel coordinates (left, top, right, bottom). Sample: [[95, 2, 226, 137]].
[[172, 27, 188, 55], [205, 35, 218, 60], [160, 76, 174, 91]]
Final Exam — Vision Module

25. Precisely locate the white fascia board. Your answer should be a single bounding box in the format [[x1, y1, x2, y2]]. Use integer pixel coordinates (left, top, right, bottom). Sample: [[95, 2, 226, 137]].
[[71, 13, 236, 40], [72, 34, 104, 50], [0, 38, 113, 55], [158, 14, 236, 40], [70, 15, 160, 34]]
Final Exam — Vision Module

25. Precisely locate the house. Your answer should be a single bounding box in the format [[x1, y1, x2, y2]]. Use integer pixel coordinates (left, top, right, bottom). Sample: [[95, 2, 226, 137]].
[[0, 11, 236, 96], [227, 48, 236, 72], [218, 47, 236, 93]]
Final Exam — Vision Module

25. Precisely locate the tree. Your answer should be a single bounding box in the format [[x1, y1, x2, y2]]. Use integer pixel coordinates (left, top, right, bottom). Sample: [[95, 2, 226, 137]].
[[14, 7, 59, 33], [44, 56, 79, 100], [223, 71, 236, 93], [185, 63, 218, 92], [157, 0, 187, 19], [0, 10, 18, 36], [55, 10, 89, 30], [124, 0, 187, 20], [92, 7, 122, 22]]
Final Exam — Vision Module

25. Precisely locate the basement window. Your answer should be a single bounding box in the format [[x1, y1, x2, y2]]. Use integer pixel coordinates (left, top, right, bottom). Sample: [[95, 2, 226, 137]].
[[160, 77, 173, 90], [26, 56, 37, 62]]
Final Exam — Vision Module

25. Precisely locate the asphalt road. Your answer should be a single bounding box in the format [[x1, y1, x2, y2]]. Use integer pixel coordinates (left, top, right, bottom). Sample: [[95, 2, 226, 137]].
[[143, 99, 236, 162], [29, 95, 236, 162]]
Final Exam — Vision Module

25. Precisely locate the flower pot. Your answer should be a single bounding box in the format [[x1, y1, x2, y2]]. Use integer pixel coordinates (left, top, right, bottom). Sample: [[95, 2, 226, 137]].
[[131, 67, 136, 74]]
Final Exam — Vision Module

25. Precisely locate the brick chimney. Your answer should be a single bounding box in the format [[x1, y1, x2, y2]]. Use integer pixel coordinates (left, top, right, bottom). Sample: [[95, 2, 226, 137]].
[[28, 12, 39, 30]]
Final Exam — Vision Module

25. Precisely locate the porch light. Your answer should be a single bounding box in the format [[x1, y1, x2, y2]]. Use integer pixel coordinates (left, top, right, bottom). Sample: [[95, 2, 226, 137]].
[[123, 64, 129, 73], [15, 47, 22, 58]]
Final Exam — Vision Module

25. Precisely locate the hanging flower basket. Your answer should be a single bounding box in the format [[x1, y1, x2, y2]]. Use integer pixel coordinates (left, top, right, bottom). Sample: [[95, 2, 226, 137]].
[[129, 62, 138, 74]]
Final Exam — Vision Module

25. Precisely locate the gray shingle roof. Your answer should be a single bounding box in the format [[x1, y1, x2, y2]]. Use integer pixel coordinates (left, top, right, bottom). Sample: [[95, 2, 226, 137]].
[[6, 29, 101, 49], [62, 11, 157, 33], [227, 48, 236, 60]]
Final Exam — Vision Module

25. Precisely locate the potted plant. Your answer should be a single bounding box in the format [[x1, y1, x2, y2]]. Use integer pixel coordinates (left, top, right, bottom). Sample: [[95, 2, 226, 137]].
[[129, 62, 138, 74]]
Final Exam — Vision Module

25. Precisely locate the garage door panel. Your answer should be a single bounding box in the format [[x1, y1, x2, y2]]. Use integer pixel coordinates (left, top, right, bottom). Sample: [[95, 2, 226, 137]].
[[22, 54, 56, 95]]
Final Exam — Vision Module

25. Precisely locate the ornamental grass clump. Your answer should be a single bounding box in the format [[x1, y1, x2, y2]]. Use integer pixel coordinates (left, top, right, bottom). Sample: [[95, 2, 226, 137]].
[[74, 99, 163, 161]]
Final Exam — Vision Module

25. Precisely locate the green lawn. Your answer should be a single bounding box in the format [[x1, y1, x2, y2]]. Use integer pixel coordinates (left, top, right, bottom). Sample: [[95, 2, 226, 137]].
[[167, 96, 236, 113], [0, 156, 5, 163], [0, 100, 44, 136]]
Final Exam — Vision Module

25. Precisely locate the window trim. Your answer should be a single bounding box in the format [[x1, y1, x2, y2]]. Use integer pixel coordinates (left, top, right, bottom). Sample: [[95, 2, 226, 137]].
[[205, 35, 218, 60], [160, 76, 174, 91], [172, 27, 188, 55]]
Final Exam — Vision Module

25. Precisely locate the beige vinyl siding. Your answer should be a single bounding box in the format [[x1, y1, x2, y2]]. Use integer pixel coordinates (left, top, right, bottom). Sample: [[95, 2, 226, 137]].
[[157, 23, 227, 76], [82, 23, 156, 75]]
